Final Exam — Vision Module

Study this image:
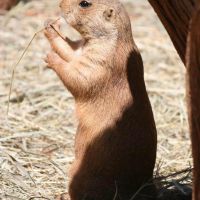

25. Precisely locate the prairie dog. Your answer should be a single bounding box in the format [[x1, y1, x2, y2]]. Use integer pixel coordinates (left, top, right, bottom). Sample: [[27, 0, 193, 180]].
[[44, 0, 157, 199]]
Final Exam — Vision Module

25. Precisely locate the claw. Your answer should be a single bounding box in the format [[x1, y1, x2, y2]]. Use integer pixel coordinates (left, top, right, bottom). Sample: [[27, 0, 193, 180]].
[[44, 18, 61, 40]]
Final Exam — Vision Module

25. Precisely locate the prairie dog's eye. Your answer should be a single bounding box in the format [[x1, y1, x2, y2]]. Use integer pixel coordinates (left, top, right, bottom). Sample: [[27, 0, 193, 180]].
[[79, 1, 92, 8]]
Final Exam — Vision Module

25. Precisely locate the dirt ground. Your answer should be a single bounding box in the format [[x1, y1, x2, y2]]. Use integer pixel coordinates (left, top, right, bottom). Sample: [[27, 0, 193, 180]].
[[0, 0, 192, 199]]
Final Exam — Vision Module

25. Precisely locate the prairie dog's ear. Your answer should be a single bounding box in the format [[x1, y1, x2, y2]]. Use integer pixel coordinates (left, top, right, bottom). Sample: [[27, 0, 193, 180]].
[[103, 8, 115, 21]]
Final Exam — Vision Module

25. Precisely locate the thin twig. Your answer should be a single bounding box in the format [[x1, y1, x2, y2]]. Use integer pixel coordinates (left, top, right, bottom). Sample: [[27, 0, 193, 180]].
[[29, 197, 51, 200], [50, 24, 66, 41], [7, 29, 43, 116], [7, 18, 61, 116]]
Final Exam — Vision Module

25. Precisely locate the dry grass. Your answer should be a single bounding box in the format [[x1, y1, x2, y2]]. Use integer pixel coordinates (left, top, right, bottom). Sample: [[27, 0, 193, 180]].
[[0, 0, 192, 199]]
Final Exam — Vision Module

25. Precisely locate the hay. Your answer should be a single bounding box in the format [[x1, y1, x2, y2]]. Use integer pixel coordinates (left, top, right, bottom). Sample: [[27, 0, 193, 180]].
[[0, 0, 192, 199]]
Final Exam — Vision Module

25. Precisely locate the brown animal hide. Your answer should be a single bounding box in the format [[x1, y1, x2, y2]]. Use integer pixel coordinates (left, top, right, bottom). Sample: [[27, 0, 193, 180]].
[[148, 1, 200, 200], [186, 1, 200, 199], [0, 0, 18, 11], [148, 0, 195, 64]]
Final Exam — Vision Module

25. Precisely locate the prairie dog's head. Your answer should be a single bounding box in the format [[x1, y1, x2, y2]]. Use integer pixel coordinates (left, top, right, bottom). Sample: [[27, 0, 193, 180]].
[[59, 0, 132, 41]]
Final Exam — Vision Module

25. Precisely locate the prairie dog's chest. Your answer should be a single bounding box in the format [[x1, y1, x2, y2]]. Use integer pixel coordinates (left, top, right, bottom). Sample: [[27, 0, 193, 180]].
[[74, 47, 83, 56]]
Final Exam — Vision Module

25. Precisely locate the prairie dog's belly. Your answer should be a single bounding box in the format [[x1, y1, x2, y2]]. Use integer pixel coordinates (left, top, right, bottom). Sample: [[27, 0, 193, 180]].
[[74, 91, 134, 161], [76, 94, 132, 135]]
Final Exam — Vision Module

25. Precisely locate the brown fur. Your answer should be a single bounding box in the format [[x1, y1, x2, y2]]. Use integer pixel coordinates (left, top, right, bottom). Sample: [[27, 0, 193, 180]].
[[0, 0, 18, 10], [186, 2, 200, 199], [44, 0, 157, 199], [148, 1, 200, 199]]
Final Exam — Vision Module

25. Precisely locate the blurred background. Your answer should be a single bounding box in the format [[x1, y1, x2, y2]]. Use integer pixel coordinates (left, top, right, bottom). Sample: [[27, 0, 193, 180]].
[[0, 0, 191, 199]]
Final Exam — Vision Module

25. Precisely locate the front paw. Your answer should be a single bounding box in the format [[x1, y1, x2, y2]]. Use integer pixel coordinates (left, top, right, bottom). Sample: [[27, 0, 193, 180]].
[[44, 51, 64, 70], [44, 19, 61, 41]]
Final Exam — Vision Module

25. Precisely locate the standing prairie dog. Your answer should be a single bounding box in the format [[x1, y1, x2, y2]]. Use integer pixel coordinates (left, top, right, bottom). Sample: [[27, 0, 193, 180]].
[[44, 0, 157, 199]]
